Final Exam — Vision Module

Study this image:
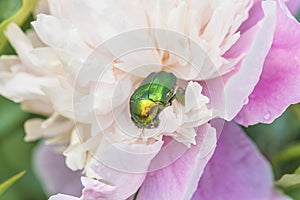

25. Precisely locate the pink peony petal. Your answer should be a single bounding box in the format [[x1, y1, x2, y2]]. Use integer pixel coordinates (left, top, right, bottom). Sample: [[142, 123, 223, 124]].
[[238, 0, 265, 33], [34, 142, 82, 197], [202, 1, 277, 121], [81, 139, 164, 200], [136, 123, 216, 200], [192, 122, 290, 200], [236, 1, 300, 126], [81, 177, 116, 199], [285, 0, 300, 15]]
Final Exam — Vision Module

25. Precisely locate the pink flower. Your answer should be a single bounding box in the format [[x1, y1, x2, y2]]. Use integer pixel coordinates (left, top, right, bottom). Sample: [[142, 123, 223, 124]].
[[0, 0, 299, 199]]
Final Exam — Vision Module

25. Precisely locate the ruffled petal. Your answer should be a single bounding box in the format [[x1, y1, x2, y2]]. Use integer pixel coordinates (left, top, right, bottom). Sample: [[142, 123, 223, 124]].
[[192, 122, 290, 200], [48, 0, 149, 47], [0, 25, 60, 103], [0, 71, 58, 102], [81, 177, 116, 199], [136, 123, 216, 200], [236, 1, 300, 126], [82, 139, 164, 200], [24, 114, 73, 141], [32, 14, 92, 60], [202, 0, 277, 121]]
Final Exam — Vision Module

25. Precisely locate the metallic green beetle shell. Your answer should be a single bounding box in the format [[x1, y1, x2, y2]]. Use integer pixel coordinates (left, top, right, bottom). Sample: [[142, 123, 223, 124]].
[[129, 71, 179, 129]]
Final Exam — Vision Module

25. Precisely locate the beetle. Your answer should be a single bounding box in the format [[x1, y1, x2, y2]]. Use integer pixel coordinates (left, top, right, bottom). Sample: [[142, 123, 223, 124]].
[[129, 71, 185, 129]]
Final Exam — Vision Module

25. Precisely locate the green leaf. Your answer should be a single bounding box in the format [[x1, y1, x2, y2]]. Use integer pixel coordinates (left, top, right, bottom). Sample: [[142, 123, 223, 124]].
[[0, 171, 25, 196], [245, 108, 300, 159], [295, 167, 300, 174], [275, 167, 300, 190], [0, 0, 22, 23], [273, 143, 300, 164], [0, 0, 38, 52], [245, 106, 300, 178], [0, 109, 47, 200], [290, 104, 300, 122]]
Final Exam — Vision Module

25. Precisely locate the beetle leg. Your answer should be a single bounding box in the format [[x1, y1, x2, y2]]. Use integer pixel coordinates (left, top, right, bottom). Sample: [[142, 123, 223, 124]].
[[174, 86, 185, 106]]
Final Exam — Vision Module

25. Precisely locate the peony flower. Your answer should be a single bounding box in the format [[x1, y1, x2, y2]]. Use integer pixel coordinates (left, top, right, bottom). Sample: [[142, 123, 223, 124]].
[[0, 0, 300, 199]]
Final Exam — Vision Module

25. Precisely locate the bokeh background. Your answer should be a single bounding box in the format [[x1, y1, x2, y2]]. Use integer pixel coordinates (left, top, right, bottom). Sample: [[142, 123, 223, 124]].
[[0, 0, 300, 199]]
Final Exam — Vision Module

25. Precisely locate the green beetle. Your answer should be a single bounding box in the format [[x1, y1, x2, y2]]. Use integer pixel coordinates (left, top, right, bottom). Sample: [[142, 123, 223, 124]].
[[130, 71, 185, 129]]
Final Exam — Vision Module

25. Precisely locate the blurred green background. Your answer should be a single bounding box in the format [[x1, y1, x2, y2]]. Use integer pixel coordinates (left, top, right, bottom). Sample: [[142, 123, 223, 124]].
[[0, 0, 300, 199], [0, 0, 47, 199]]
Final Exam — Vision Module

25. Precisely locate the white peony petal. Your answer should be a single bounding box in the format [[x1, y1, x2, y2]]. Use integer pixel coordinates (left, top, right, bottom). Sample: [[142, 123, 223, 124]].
[[63, 124, 92, 171], [32, 14, 92, 60], [0, 72, 58, 102], [5, 23, 33, 66], [25, 29, 45, 48], [0, 55, 20, 72], [24, 114, 73, 141], [21, 99, 54, 116]]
